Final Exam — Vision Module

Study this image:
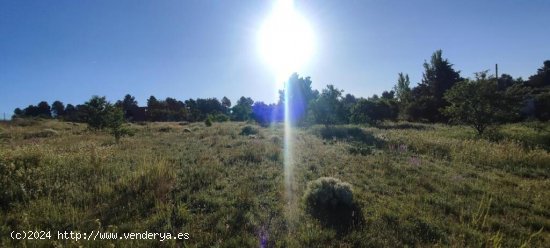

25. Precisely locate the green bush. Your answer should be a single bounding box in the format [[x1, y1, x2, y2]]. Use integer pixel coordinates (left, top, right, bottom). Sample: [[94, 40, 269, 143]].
[[205, 117, 213, 127], [240, 125, 258, 136], [303, 177, 363, 230], [111, 127, 134, 142], [84, 96, 111, 130], [107, 107, 126, 142], [212, 114, 230, 122]]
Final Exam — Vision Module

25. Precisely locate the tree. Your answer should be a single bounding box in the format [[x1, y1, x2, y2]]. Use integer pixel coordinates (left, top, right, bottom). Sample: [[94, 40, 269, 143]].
[[221, 96, 232, 115], [196, 98, 224, 119], [309, 85, 344, 127], [526, 60, 550, 120], [81, 96, 129, 138], [279, 73, 319, 125], [165, 97, 184, 121], [350, 99, 377, 125], [64, 104, 78, 121], [379, 94, 399, 121], [106, 105, 126, 142], [533, 89, 550, 121], [37, 101, 52, 118], [394, 73, 411, 103], [146, 96, 165, 121], [527, 60, 550, 88], [221, 96, 232, 108], [19, 102, 51, 118], [350, 92, 398, 125], [443, 71, 523, 135], [51, 100, 65, 118], [147, 95, 160, 109], [497, 74, 521, 90], [231, 96, 254, 121], [84, 96, 110, 130], [381, 90, 395, 100], [409, 50, 462, 122], [252, 101, 278, 126], [22, 105, 37, 117], [117, 94, 139, 120], [13, 108, 24, 118], [185, 99, 200, 122], [393, 73, 413, 120], [341, 94, 357, 123]]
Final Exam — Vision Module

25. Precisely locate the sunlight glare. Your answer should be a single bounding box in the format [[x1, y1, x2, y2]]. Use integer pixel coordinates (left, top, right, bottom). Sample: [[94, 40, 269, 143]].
[[258, 0, 315, 81]]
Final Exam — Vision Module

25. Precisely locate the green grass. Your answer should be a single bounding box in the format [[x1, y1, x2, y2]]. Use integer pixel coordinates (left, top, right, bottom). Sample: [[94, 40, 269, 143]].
[[0, 120, 548, 247]]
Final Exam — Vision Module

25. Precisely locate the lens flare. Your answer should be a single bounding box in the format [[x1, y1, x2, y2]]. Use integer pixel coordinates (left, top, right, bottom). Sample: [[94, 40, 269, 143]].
[[258, 0, 315, 230], [283, 80, 293, 204], [258, 0, 315, 82]]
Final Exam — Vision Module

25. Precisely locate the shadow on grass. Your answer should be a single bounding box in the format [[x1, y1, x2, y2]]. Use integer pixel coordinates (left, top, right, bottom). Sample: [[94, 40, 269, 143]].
[[377, 122, 432, 130], [310, 203, 365, 236]]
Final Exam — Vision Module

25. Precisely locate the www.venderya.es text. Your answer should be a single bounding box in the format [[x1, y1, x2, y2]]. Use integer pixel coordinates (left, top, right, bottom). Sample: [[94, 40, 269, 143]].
[[11, 230, 190, 242]]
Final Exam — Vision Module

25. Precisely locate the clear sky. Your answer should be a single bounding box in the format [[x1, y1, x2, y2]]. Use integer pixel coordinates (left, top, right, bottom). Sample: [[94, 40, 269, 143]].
[[1, 0, 549, 118]]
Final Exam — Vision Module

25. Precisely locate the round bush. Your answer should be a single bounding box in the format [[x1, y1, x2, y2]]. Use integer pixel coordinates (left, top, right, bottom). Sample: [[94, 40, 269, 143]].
[[240, 125, 258, 136], [304, 177, 354, 209], [303, 177, 362, 229]]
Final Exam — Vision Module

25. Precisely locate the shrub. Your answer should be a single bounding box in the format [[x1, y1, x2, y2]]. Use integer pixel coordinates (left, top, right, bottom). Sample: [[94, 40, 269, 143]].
[[106, 106, 127, 142], [205, 117, 213, 127], [443, 73, 525, 135], [240, 125, 258, 136], [212, 114, 229, 122], [84, 96, 111, 130], [111, 127, 134, 142], [303, 177, 363, 230]]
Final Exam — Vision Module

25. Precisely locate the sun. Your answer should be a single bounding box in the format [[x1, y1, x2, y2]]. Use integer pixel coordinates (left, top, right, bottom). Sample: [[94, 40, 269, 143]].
[[258, 0, 315, 81]]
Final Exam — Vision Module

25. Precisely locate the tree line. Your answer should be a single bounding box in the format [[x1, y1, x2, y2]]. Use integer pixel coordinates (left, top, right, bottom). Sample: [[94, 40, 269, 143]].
[[13, 50, 550, 135], [13, 93, 282, 128]]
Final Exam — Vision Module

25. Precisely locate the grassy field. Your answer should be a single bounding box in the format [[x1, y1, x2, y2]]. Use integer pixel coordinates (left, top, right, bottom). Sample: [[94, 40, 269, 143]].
[[1, 119, 549, 247]]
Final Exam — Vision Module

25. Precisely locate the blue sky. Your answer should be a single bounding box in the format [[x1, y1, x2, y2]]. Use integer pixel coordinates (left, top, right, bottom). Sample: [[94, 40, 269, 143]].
[[1, 0, 549, 117]]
